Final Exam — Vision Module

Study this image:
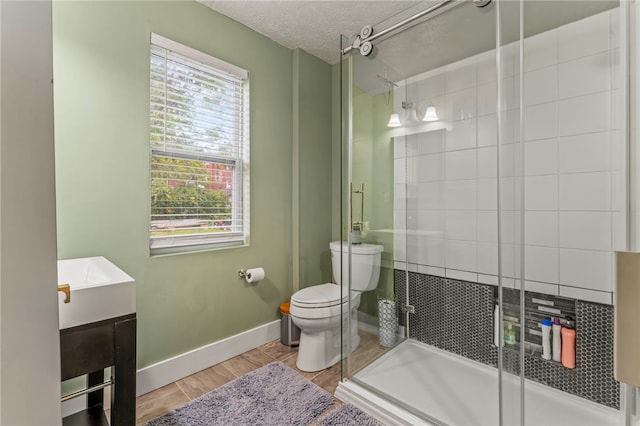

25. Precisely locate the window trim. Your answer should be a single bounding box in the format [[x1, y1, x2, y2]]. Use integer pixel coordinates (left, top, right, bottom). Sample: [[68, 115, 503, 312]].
[[149, 34, 250, 255], [150, 33, 248, 80]]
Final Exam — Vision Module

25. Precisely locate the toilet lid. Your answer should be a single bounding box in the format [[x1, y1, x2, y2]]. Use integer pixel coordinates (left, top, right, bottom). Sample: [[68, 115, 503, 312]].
[[291, 283, 348, 308]]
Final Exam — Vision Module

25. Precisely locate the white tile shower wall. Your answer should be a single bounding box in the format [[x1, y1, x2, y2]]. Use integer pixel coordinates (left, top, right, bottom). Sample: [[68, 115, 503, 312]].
[[392, 9, 623, 304]]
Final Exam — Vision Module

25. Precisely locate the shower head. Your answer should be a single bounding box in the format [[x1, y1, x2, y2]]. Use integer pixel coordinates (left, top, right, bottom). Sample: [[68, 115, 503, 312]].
[[473, 0, 492, 7]]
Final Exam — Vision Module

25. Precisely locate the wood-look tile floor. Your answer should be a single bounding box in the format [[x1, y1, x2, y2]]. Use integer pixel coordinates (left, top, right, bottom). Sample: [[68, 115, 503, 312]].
[[133, 331, 387, 425]]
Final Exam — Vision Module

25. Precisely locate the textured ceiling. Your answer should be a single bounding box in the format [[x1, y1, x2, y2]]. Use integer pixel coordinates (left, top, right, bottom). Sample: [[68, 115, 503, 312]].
[[354, 0, 618, 93], [199, 0, 618, 91], [198, 1, 422, 64]]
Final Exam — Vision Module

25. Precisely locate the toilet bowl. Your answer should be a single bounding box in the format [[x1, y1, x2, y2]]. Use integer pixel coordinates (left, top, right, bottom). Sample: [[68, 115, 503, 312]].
[[290, 241, 383, 372], [289, 284, 360, 372]]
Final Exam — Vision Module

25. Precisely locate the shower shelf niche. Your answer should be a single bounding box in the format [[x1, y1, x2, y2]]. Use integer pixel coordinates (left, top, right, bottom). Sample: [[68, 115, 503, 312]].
[[497, 289, 576, 358]]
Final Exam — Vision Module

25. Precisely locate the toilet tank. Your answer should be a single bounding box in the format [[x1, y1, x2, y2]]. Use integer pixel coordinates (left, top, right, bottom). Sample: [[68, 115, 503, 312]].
[[330, 241, 384, 292]]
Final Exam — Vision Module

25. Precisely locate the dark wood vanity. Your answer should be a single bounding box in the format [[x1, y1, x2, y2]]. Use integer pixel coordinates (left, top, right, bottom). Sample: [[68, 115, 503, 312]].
[[60, 314, 136, 426]]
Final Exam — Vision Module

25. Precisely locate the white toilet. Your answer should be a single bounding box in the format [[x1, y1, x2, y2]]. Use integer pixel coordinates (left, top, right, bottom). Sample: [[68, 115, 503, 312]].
[[289, 241, 383, 372]]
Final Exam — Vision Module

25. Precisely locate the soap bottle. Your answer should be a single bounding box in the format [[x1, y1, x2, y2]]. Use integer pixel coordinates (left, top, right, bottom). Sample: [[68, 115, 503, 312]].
[[561, 327, 576, 369], [504, 324, 516, 346], [494, 304, 501, 347], [552, 318, 562, 362], [541, 318, 552, 360], [351, 223, 362, 245]]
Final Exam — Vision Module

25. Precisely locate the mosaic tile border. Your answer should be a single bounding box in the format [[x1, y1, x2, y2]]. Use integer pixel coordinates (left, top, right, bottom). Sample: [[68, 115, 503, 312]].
[[393, 270, 619, 409]]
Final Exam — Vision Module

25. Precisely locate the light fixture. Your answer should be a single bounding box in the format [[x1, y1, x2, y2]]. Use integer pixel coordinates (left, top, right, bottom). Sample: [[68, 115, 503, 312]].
[[387, 113, 402, 128], [423, 104, 439, 122], [402, 101, 419, 123]]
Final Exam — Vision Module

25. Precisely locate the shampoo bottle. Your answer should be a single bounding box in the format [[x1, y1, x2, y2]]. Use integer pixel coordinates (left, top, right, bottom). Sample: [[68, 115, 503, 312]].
[[541, 319, 552, 360], [552, 318, 562, 362], [561, 327, 576, 369], [494, 304, 501, 347], [504, 324, 516, 346]]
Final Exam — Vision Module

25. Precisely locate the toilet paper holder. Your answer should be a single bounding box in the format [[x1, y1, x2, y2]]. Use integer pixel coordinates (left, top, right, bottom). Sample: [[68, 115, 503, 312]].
[[238, 267, 265, 283]]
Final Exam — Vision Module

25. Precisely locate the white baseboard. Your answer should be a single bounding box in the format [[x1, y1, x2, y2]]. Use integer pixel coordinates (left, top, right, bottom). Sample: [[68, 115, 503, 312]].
[[62, 395, 90, 419], [357, 311, 379, 335], [63, 320, 280, 417], [137, 320, 280, 396], [357, 310, 405, 342]]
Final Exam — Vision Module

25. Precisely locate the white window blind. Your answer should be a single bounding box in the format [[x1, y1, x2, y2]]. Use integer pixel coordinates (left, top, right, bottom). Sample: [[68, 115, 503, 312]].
[[149, 35, 249, 254]]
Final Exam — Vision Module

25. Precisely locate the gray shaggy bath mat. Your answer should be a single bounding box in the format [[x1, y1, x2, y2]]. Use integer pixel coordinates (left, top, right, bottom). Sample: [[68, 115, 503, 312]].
[[316, 404, 383, 426], [144, 361, 333, 426]]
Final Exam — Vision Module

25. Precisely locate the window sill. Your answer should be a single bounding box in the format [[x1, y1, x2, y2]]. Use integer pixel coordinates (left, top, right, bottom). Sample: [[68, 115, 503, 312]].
[[150, 240, 249, 257]]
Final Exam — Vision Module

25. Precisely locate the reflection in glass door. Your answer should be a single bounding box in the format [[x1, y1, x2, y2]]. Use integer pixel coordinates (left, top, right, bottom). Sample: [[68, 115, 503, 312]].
[[341, 1, 507, 423], [337, 1, 626, 425]]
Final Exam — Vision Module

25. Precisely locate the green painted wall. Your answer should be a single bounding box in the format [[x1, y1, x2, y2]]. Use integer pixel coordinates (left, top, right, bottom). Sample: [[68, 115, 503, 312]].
[[293, 49, 333, 290], [331, 62, 343, 242], [350, 87, 395, 317], [330, 57, 396, 320], [53, 1, 331, 369], [331, 60, 350, 242]]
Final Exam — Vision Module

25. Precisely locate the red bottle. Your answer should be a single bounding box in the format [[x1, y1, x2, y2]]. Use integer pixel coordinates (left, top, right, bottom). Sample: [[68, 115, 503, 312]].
[[561, 327, 576, 369]]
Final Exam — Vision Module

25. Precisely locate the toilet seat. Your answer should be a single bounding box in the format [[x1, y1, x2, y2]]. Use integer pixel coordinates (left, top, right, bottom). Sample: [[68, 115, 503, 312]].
[[289, 303, 347, 319], [291, 283, 348, 308], [290, 283, 360, 320]]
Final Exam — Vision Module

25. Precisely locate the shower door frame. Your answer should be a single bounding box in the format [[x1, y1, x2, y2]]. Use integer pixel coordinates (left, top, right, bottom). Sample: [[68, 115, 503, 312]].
[[338, 0, 635, 424], [338, 1, 515, 424]]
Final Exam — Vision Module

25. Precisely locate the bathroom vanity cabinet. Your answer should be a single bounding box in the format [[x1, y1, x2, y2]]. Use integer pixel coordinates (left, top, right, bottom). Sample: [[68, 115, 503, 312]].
[[60, 314, 136, 426]]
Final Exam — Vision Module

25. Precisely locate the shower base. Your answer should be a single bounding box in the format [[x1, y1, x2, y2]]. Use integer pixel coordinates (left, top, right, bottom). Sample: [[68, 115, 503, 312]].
[[335, 339, 619, 426]]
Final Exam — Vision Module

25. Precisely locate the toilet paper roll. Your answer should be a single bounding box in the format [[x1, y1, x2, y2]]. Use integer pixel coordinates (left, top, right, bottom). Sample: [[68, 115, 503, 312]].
[[245, 267, 265, 283]]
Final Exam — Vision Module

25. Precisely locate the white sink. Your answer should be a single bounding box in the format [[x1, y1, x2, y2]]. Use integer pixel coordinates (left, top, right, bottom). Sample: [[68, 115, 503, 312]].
[[57, 256, 136, 330]]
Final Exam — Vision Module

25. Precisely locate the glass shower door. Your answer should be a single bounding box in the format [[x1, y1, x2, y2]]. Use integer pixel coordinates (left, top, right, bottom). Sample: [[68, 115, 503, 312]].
[[338, 36, 402, 381], [515, 1, 625, 423], [339, 1, 627, 425], [340, 1, 515, 423]]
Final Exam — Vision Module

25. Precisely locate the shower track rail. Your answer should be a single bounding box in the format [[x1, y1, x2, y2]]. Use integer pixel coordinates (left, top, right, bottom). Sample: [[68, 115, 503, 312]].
[[341, 0, 455, 56]]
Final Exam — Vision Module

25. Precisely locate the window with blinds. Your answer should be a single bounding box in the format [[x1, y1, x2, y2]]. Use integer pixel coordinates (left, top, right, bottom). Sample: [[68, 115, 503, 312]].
[[149, 34, 249, 254]]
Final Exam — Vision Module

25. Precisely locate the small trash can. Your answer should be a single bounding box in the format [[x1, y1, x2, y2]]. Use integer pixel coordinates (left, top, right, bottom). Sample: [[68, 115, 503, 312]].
[[280, 301, 300, 346]]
